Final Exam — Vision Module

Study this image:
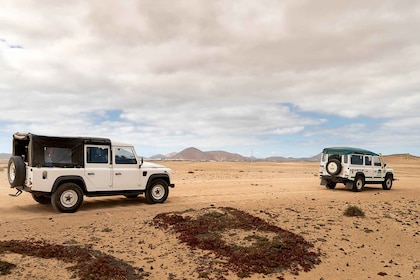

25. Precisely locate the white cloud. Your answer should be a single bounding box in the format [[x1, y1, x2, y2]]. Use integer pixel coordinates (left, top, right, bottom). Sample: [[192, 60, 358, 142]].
[[0, 0, 419, 156]]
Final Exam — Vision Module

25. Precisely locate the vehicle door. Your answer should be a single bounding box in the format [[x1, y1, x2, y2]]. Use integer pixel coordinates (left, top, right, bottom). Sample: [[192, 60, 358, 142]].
[[372, 156, 384, 181], [84, 145, 112, 191], [349, 154, 364, 179], [112, 146, 142, 190], [363, 155, 375, 181]]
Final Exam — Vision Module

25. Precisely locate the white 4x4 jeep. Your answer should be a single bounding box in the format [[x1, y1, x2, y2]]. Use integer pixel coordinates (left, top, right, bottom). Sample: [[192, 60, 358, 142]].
[[319, 147, 394, 192], [7, 133, 175, 213]]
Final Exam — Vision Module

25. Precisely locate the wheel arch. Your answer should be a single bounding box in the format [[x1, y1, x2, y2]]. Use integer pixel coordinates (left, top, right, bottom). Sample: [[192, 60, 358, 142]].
[[385, 172, 394, 179], [146, 174, 170, 189], [52, 176, 87, 194], [354, 172, 365, 180]]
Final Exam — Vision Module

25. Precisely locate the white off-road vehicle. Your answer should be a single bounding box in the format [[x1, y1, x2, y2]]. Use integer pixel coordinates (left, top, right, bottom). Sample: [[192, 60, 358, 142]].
[[7, 133, 175, 213], [319, 147, 394, 192]]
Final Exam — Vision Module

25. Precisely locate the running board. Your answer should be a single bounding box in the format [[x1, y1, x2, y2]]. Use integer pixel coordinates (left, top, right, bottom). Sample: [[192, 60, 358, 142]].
[[9, 190, 23, 197]]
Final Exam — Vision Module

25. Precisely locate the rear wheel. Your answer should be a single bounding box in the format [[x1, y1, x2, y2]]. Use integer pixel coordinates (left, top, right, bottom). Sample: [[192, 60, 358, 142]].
[[7, 156, 26, 187], [145, 179, 169, 204], [352, 175, 365, 192], [382, 174, 393, 190], [124, 194, 139, 199], [32, 193, 51, 204], [326, 181, 337, 189], [51, 183, 84, 213]]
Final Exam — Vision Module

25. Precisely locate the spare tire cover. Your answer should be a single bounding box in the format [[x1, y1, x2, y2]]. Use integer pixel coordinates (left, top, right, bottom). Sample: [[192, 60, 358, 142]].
[[326, 159, 342, 176], [8, 156, 26, 187]]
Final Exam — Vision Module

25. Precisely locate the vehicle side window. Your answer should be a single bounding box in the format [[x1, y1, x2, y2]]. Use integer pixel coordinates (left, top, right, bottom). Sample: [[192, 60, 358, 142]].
[[365, 156, 372, 166], [87, 147, 109, 163], [373, 156, 382, 166], [44, 147, 72, 166], [343, 155, 348, 164], [351, 155, 363, 165], [115, 147, 137, 164]]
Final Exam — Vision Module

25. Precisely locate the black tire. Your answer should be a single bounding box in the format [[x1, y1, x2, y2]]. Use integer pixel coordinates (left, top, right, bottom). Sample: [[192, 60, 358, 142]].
[[124, 194, 139, 199], [51, 183, 84, 213], [7, 156, 26, 187], [145, 179, 169, 204], [326, 159, 342, 176], [32, 193, 51, 204], [326, 181, 337, 189], [382, 174, 393, 190], [352, 175, 365, 192]]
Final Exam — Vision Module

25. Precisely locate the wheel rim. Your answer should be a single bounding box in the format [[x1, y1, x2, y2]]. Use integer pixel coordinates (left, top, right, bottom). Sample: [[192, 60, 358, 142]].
[[151, 184, 165, 200], [386, 178, 392, 188], [60, 190, 78, 208], [9, 162, 16, 181]]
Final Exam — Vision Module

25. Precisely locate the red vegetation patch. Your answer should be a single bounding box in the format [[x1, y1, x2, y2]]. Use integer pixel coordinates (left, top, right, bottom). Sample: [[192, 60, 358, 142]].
[[153, 207, 321, 278], [0, 239, 147, 279]]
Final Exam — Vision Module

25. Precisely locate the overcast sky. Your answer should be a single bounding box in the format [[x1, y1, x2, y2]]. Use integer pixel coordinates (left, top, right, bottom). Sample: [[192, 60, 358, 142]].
[[1, 0, 419, 158]]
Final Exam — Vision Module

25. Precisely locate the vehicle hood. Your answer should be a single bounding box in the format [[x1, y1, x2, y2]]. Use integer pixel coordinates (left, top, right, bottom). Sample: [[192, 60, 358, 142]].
[[141, 161, 167, 168]]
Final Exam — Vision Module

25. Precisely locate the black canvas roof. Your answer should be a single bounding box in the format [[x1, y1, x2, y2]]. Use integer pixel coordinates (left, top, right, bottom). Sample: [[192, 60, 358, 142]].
[[13, 133, 111, 167]]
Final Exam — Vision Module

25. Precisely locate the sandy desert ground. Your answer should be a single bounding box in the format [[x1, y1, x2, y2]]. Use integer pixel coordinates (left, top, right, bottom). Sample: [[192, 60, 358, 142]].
[[0, 155, 419, 279]]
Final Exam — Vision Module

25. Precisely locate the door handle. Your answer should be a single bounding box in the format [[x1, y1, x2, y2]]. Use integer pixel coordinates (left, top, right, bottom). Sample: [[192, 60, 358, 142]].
[[115, 172, 122, 175], [87, 172, 95, 175]]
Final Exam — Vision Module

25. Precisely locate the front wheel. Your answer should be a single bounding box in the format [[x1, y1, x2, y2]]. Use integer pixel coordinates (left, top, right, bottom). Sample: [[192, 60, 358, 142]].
[[382, 174, 393, 190], [145, 179, 169, 204], [51, 183, 84, 213]]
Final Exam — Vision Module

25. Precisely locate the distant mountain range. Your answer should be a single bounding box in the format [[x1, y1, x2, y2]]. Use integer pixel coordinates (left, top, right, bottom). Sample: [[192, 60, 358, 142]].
[[3, 149, 417, 162], [0, 149, 320, 162], [149, 147, 321, 162]]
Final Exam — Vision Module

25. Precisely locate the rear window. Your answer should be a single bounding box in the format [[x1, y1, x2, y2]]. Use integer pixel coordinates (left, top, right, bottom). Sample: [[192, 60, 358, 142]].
[[328, 154, 342, 162]]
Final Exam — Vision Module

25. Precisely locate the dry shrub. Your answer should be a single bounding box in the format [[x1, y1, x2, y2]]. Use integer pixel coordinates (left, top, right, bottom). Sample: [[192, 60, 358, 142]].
[[344, 205, 365, 217], [0, 260, 16, 275]]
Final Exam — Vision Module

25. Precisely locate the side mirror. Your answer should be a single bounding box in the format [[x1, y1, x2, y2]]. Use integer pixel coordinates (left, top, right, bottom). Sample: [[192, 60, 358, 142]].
[[139, 157, 143, 168], [384, 163, 387, 168]]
